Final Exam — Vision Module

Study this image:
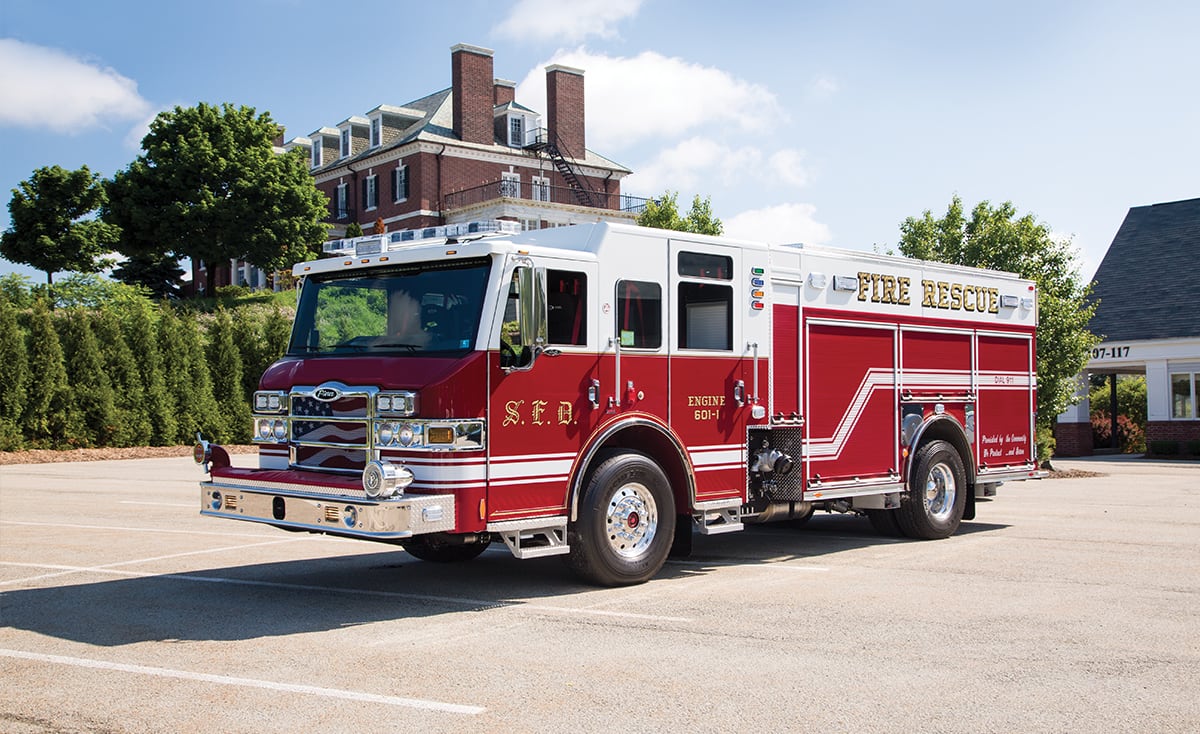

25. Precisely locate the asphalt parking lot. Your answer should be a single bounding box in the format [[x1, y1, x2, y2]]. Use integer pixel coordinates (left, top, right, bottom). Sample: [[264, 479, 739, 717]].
[[1, 454, 1198, 733]]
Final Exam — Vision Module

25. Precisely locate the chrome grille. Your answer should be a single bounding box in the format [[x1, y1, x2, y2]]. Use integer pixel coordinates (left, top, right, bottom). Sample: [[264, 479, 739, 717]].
[[289, 386, 373, 473]]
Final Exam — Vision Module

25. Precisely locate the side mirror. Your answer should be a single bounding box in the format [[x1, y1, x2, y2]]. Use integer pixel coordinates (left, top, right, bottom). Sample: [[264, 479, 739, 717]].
[[517, 266, 547, 356]]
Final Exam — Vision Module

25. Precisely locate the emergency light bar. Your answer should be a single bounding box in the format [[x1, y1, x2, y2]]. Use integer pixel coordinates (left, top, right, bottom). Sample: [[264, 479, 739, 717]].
[[323, 219, 522, 257]]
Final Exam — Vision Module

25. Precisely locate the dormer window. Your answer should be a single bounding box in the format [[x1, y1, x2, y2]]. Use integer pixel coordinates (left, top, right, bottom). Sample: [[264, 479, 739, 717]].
[[340, 129, 351, 158], [312, 141, 322, 168], [370, 117, 381, 148], [509, 116, 524, 147]]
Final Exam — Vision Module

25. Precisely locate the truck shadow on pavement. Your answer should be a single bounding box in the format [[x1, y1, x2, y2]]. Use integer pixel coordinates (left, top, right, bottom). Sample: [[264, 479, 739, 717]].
[[1, 513, 1007, 646]]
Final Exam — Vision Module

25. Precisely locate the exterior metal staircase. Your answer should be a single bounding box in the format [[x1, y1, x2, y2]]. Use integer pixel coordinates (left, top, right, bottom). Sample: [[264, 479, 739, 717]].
[[526, 129, 595, 208]]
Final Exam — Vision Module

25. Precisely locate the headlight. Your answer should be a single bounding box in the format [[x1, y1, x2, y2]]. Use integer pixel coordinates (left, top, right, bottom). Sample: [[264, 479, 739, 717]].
[[254, 391, 286, 414], [272, 420, 287, 441], [378, 422, 395, 445], [257, 419, 272, 440], [376, 392, 417, 417], [397, 423, 416, 447]]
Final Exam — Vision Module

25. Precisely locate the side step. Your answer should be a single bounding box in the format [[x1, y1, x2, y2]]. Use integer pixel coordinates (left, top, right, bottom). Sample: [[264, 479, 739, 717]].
[[693, 498, 744, 535], [487, 517, 570, 559]]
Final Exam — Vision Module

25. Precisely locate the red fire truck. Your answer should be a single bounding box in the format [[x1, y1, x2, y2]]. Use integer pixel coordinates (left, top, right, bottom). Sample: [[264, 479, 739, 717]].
[[197, 220, 1043, 585]]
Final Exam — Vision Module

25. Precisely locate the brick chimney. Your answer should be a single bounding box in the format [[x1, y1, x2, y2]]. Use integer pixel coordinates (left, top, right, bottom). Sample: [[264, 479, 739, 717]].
[[452, 43, 495, 145], [546, 64, 585, 158], [494, 78, 516, 106]]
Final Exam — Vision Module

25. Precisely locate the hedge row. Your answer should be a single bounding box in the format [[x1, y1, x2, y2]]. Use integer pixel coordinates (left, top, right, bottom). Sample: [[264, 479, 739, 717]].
[[0, 277, 293, 451]]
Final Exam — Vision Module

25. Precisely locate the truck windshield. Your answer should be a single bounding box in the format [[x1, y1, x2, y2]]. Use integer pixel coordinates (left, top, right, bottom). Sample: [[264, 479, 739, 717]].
[[288, 256, 491, 356]]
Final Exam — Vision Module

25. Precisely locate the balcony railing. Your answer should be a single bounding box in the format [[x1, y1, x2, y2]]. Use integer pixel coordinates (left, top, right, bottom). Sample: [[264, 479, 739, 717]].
[[443, 180, 652, 214]]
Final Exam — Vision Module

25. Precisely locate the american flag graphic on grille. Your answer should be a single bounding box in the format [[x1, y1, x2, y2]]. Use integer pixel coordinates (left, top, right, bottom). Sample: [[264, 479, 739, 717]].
[[291, 394, 369, 471]]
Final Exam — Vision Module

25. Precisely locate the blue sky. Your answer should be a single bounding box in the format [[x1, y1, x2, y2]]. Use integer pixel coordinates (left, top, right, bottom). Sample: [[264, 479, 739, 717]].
[[1, 0, 1197, 282]]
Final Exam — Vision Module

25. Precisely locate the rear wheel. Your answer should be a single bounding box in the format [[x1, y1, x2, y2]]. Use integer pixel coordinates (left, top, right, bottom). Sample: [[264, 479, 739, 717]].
[[566, 452, 676, 586], [896, 440, 967, 539], [402, 533, 491, 563]]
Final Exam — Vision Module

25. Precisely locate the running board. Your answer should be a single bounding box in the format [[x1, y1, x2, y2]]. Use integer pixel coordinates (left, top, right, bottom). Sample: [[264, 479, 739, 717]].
[[693, 498, 744, 535], [487, 517, 570, 559]]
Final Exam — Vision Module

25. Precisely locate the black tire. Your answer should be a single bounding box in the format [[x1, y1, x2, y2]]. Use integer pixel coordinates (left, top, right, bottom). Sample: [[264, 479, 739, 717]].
[[402, 533, 491, 563], [866, 508, 904, 537], [896, 440, 967, 539], [782, 503, 816, 528], [565, 452, 676, 586]]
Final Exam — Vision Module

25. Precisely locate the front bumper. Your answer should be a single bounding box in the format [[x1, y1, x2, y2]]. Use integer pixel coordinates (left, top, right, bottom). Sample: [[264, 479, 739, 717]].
[[200, 474, 456, 540]]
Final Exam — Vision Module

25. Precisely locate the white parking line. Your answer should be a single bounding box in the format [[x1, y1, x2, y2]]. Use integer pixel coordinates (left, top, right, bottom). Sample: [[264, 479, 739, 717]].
[[0, 561, 694, 623], [667, 559, 830, 572], [118, 501, 195, 508], [0, 538, 306, 586], [1, 519, 275, 539], [0, 649, 484, 715]]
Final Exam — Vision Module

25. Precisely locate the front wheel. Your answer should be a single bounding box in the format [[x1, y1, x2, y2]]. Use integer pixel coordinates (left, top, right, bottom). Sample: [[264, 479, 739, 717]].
[[565, 452, 676, 586], [896, 440, 967, 539]]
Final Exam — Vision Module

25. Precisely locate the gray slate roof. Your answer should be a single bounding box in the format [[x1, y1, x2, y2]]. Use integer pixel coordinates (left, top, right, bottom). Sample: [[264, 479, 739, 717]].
[[1088, 197, 1200, 342]]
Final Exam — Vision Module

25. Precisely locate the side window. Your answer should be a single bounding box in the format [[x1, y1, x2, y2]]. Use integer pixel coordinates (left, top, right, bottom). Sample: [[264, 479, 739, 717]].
[[677, 250, 733, 350], [679, 282, 732, 350], [547, 270, 587, 346], [616, 280, 662, 349]]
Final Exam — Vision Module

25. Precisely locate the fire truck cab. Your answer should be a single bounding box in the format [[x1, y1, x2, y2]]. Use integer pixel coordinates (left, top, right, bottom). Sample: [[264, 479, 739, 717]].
[[198, 221, 1042, 585]]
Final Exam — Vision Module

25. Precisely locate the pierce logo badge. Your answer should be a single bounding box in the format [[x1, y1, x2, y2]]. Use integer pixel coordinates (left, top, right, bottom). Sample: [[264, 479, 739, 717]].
[[313, 386, 341, 402]]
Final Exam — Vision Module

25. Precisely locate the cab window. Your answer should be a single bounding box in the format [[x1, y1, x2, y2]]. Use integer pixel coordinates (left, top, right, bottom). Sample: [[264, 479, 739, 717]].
[[616, 280, 661, 349]]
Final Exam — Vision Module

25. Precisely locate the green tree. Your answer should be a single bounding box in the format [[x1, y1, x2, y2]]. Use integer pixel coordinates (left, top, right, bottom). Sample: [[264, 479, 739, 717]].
[[59, 310, 117, 446], [105, 103, 328, 295], [111, 252, 185, 299], [94, 309, 152, 447], [897, 196, 1099, 435], [159, 304, 222, 443], [638, 191, 723, 235], [1, 165, 119, 284], [208, 308, 251, 442], [344, 221, 364, 237], [122, 300, 177, 445], [0, 297, 28, 449], [22, 299, 74, 446]]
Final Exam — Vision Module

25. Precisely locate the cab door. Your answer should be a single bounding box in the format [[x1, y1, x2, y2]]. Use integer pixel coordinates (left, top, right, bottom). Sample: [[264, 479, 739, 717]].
[[487, 256, 602, 522], [667, 239, 748, 502]]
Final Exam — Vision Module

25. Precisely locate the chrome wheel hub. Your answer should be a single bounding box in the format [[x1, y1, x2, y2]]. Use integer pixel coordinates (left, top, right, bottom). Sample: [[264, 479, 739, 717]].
[[924, 462, 957, 521], [606, 482, 658, 558]]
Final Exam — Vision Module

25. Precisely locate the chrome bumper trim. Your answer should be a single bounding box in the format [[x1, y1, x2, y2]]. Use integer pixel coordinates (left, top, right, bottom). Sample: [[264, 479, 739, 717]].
[[200, 481, 455, 539]]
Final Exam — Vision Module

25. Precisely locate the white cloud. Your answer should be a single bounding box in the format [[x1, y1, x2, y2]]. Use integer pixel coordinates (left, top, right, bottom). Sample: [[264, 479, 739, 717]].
[[724, 203, 833, 246], [494, 0, 642, 43], [0, 39, 152, 135], [810, 75, 839, 98], [624, 138, 812, 196], [768, 149, 811, 187], [515, 49, 783, 151], [625, 136, 761, 194]]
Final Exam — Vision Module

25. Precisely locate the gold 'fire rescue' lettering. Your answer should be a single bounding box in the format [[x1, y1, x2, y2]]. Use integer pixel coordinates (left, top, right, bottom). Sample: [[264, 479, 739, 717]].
[[856, 272, 911, 305], [503, 399, 576, 427], [920, 280, 999, 313]]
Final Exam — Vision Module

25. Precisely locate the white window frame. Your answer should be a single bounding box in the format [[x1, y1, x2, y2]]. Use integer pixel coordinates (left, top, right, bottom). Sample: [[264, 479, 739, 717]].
[[335, 182, 348, 219], [532, 175, 550, 202], [340, 128, 351, 158], [1170, 371, 1199, 419], [370, 117, 381, 148], [509, 115, 524, 147], [312, 141, 323, 168], [393, 165, 408, 203], [500, 172, 520, 198], [365, 174, 378, 211]]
